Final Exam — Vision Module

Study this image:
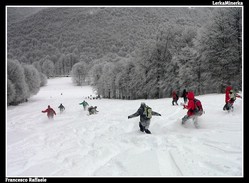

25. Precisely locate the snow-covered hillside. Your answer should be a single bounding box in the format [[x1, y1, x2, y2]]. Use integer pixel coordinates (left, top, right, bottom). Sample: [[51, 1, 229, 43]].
[[6, 77, 243, 177]]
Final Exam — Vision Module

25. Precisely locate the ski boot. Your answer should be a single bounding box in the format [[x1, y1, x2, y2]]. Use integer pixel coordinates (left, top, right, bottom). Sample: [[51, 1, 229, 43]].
[[144, 129, 151, 134]]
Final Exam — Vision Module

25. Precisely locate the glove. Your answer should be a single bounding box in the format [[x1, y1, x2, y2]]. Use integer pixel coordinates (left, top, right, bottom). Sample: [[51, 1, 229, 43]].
[[128, 116, 131, 119], [159, 114, 161, 116]]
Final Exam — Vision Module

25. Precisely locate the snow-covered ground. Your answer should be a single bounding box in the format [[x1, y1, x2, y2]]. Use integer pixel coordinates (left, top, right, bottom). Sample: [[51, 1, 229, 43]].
[[6, 77, 243, 177]]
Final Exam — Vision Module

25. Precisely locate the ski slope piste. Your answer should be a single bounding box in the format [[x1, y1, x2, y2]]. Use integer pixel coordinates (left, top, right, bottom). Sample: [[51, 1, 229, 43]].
[[6, 77, 243, 177]]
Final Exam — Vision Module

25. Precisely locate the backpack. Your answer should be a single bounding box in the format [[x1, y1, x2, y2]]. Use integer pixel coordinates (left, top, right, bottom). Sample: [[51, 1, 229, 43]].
[[144, 106, 152, 119], [229, 90, 237, 102], [193, 98, 203, 116]]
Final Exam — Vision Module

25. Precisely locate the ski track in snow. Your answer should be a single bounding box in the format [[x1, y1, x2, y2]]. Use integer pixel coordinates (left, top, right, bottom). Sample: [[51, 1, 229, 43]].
[[6, 77, 243, 177]]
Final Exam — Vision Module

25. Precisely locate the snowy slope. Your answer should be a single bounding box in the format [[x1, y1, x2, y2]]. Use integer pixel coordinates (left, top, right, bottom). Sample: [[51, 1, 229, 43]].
[[6, 77, 243, 177]]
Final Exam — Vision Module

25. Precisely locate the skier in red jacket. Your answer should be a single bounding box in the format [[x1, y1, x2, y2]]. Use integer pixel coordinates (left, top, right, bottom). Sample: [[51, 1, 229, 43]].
[[42, 105, 56, 119], [181, 91, 197, 126]]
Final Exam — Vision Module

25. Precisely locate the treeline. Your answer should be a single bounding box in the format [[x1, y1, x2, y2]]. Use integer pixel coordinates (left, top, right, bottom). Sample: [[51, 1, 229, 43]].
[[7, 59, 47, 105], [7, 7, 242, 102]]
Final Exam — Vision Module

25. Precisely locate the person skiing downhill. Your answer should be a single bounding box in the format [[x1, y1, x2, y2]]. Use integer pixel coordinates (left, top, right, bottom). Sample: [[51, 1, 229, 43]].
[[172, 90, 179, 105], [42, 105, 56, 119], [181, 89, 188, 104], [181, 91, 200, 128], [128, 102, 161, 134], [58, 103, 65, 113], [88, 106, 99, 115], [79, 100, 89, 111], [223, 86, 242, 111]]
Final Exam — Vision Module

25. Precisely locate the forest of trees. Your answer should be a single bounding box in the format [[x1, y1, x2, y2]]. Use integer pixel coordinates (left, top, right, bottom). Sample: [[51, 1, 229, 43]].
[[87, 7, 242, 99], [7, 7, 242, 104]]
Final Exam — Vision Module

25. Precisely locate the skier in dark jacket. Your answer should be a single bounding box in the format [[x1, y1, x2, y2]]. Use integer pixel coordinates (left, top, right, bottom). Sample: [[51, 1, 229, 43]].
[[172, 90, 179, 105], [58, 103, 65, 113], [88, 106, 98, 115], [128, 102, 161, 134], [181, 89, 188, 104], [42, 105, 56, 119]]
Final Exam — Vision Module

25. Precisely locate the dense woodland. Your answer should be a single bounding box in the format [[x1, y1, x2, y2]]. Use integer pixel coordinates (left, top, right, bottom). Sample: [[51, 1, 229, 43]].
[[7, 7, 242, 104]]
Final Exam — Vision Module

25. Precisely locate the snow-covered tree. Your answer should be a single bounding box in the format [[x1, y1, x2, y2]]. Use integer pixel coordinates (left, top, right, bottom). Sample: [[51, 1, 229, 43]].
[[97, 62, 116, 98], [64, 53, 79, 76], [88, 61, 104, 95], [32, 61, 42, 72], [7, 59, 29, 105], [71, 62, 87, 86], [55, 54, 66, 76], [114, 59, 141, 99], [39, 72, 47, 87], [176, 46, 198, 94], [23, 64, 41, 96], [7, 78, 16, 105], [42, 59, 55, 78], [114, 60, 136, 99]]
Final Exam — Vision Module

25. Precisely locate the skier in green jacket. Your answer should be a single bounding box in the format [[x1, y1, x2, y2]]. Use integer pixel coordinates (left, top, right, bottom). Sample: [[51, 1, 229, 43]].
[[79, 100, 89, 110]]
